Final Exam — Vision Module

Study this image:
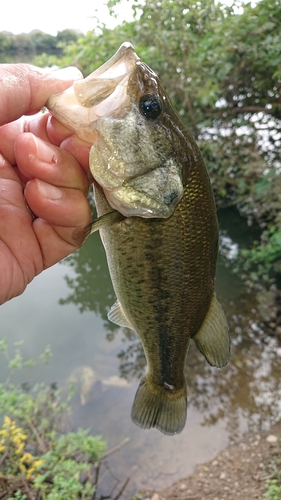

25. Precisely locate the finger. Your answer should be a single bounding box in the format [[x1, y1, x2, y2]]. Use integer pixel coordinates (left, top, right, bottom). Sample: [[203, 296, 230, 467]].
[[25, 179, 92, 228], [46, 115, 74, 146], [0, 111, 50, 166], [15, 133, 90, 194], [0, 64, 82, 126], [32, 218, 87, 269], [60, 136, 92, 177], [47, 115, 92, 175], [25, 178, 92, 263]]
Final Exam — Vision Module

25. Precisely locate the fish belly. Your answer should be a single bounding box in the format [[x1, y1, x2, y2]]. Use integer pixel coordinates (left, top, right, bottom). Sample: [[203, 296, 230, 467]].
[[94, 179, 218, 434]]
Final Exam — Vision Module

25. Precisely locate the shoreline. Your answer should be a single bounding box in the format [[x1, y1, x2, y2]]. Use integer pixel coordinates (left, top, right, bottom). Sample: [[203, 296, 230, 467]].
[[140, 420, 281, 500]]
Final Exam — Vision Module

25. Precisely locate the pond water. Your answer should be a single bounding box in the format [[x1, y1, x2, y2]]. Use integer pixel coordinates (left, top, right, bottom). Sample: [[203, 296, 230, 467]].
[[1, 206, 281, 497]]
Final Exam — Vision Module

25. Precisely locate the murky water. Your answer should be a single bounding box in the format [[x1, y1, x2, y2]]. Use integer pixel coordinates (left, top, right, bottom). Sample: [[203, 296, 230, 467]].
[[1, 208, 281, 497]]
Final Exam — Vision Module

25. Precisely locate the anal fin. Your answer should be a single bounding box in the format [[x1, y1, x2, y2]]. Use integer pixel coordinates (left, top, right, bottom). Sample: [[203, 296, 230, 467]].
[[193, 293, 230, 368], [108, 300, 133, 329]]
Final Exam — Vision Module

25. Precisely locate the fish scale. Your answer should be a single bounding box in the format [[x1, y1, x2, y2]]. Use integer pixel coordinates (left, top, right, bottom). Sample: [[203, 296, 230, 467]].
[[46, 42, 229, 435]]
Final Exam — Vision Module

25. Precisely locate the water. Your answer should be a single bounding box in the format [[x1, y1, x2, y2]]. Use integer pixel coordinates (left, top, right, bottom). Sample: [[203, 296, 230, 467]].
[[1, 207, 281, 497]]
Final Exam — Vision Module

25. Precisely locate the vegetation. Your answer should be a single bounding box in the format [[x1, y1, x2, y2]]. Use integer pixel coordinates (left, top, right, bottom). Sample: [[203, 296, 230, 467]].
[[0, 29, 80, 55], [1, 3, 281, 494], [0, 339, 109, 500], [2, 0, 280, 287], [33, 0, 281, 288], [264, 438, 281, 500]]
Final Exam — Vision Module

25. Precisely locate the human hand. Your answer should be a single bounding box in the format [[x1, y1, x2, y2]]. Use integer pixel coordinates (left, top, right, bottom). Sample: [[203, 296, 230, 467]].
[[0, 64, 92, 305]]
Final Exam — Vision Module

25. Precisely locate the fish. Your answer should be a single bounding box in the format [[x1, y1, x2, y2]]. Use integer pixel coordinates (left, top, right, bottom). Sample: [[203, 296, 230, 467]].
[[46, 42, 229, 435]]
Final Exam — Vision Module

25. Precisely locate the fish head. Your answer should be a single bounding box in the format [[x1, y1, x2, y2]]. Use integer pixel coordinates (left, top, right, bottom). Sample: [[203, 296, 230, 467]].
[[47, 42, 184, 218]]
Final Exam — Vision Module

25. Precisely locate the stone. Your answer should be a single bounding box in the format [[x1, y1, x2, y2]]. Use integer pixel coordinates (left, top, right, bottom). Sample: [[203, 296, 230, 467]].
[[266, 434, 278, 443]]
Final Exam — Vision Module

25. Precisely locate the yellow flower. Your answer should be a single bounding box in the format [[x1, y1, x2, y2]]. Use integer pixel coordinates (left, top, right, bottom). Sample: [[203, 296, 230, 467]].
[[20, 452, 34, 464], [26, 469, 34, 480], [33, 459, 44, 468], [25, 459, 44, 480], [15, 442, 25, 455], [11, 427, 22, 436], [0, 445, 6, 453], [3, 415, 11, 427], [19, 462, 27, 473], [12, 433, 27, 447], [0, 429, 8, 438]]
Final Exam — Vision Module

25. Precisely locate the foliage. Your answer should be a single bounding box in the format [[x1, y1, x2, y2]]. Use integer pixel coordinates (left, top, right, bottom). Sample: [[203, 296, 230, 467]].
[[0, 29, 81, 54], [263, 438, 281, 499], [0, 339, 106, 500], [33, 0, 281, 287], [0, 33, 16, 52]]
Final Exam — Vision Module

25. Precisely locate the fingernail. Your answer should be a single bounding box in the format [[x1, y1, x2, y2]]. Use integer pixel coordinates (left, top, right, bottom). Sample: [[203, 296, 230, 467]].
[[52, 66, 83, 81], [37, 180, 63, 200], [32, 136, 58, 164]]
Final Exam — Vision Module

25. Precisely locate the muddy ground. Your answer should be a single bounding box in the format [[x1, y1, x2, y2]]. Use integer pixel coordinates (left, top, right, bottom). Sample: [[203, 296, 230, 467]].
[[141, 421, 281, 500]]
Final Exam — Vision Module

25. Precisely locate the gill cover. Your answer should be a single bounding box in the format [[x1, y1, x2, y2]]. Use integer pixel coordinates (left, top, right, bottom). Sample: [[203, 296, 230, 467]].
[[46, 42, 184, 219]]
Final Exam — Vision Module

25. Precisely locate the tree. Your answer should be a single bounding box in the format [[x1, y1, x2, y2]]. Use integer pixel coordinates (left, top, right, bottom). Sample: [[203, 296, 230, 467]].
[[0, 32, 16, 52], [41, 0, 281, 285], [30, 31, 58, 53], [56, 29, 80, 46]]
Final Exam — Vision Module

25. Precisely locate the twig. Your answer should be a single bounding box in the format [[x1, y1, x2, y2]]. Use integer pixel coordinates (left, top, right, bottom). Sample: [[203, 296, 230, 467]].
[[0, 449, 9, 467], [112, 477, 130, 500], [26, 418, 47, 453], [259, 471, 280, 481], [22, 479, 36, 500], [100, 438, 130, 461], [35, 490, 42, 500], [91, 461, 101, 499], [90, 437, 130, 500]]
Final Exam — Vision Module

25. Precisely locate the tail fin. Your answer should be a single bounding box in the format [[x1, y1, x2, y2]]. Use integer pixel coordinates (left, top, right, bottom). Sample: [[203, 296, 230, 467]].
[[131, 375, 187, 435]]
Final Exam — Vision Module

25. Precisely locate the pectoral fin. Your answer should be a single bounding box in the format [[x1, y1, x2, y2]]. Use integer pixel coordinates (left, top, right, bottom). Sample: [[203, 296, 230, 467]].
[[193, 293, 230, 368], [108, 300, 133, 329], [83, 210, 125, 238]]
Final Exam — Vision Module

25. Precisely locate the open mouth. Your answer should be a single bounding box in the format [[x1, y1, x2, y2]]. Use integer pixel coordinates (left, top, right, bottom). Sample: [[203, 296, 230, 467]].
[[46, 42, 139, 142]]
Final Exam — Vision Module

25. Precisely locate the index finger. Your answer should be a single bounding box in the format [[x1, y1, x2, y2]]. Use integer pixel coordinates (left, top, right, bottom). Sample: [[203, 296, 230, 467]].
[[0, 64, 82, 126]]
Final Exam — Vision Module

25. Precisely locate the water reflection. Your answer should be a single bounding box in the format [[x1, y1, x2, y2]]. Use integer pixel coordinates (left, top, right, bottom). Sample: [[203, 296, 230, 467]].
[[60, 211, 281, 464], [1, 207, 279, 495], [60, 231, 116, 327], [105, 299, 281, 442]]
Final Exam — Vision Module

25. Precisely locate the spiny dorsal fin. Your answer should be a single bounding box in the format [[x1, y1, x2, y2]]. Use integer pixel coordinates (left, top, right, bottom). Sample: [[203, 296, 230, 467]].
[[108, 300, 133, 329], [193, 293, 230, 368]]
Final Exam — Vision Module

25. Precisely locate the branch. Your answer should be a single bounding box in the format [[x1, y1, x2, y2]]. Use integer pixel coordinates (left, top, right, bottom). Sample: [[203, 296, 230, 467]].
[[26, 419, 47, 453], [0, 449, 9, 467], [100, 437, 130, 461], [112, 477, 130, 500]]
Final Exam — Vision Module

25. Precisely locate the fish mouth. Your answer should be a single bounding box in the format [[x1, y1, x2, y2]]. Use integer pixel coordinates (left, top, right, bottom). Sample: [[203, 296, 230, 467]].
[[46, 42, 140, 143]]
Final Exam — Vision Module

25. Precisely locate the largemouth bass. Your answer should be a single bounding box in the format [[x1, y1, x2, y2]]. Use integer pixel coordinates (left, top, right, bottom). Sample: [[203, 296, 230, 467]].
[[47, 43, 229, 435]]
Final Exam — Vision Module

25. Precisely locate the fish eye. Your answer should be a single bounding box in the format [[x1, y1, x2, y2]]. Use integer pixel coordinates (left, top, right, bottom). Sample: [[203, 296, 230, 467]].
[[139, 93, 162, 120]]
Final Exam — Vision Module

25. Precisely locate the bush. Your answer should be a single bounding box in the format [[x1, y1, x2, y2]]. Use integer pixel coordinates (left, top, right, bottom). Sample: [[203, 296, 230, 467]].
[[0, 339, 106, 500]]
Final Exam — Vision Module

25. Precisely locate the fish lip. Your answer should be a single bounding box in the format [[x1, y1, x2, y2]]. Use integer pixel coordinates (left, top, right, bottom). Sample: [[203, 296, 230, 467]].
[[46, 42, 140, 142], [85, 42, 139, 79], [72, 42, 140, 108]]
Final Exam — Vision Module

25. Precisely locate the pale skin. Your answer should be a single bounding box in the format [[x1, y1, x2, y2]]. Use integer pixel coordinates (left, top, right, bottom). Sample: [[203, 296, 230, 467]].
[[0, 64, 93, 305]]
